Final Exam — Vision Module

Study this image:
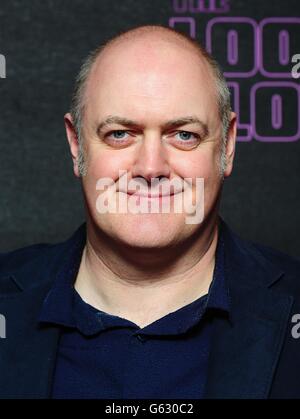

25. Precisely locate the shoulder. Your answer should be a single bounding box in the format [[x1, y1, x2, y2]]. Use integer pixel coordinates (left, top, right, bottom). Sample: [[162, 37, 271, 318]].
[[222, 218, 300, 274], [0, 242, 65, 292], [249, 240, 300, 296], [229, 225, 300, 294], [0, 223, 86, 291], [220, 217, 300, 295], [0, 243, 53, 272], [251, 240, 300, 275]]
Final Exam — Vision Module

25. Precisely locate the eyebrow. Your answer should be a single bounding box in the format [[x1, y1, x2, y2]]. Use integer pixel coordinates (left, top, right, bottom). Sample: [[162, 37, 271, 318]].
[[96, 115, 209, 137]]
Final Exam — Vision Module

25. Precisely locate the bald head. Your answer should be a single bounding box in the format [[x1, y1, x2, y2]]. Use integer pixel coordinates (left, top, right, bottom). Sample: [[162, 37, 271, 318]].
[[99, 25, 210, 60], [69, 25, 231, 176]]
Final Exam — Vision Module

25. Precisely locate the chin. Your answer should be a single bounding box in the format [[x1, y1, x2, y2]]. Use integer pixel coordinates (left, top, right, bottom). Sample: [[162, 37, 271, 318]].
[[118, 232, 176, 250], [107, 214, 182, 249]]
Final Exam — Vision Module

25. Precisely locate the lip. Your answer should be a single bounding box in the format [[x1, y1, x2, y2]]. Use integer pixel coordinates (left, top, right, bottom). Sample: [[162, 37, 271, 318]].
[[126, 191, 181, 199]]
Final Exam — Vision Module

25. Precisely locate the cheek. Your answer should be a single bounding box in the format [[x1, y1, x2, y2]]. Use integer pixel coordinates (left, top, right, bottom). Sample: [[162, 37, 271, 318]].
[[172, 150, 221, 209], [172, 150, 218, 180], [86, 146, 133, 183], [82, 147, 135, 215]]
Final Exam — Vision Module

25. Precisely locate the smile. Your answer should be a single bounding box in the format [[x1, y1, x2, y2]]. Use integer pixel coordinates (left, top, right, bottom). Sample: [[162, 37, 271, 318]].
[[126, 191, 180, 199]]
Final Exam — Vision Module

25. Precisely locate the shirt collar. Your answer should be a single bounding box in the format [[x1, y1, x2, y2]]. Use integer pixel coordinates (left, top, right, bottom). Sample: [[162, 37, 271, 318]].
[[39, 219, 230, 336]]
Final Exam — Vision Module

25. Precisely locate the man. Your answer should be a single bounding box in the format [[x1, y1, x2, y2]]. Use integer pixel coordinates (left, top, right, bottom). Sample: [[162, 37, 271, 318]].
[[0, 24, 300, 399]]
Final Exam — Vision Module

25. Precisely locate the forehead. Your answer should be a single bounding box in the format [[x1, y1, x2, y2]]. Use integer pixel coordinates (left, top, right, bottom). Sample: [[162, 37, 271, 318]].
[[83, 37, 219, 125]]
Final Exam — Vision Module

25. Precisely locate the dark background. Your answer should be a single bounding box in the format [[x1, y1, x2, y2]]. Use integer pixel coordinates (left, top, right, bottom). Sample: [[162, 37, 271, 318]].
[[0, 0, 299, 259]]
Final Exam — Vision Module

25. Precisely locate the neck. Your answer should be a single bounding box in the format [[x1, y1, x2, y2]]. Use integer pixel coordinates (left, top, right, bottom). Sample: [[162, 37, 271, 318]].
[[74, 214, 220, 328]]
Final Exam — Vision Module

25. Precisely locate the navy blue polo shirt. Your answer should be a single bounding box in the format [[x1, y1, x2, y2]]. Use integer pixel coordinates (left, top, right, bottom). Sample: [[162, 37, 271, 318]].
[[38, 222, 230, 399]]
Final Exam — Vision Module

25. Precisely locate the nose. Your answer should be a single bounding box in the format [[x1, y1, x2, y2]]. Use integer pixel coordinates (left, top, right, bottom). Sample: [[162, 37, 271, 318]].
[[131, 133, 170, 183]]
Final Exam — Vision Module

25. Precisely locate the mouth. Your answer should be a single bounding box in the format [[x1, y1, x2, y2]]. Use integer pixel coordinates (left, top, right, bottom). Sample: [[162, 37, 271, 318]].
[[125, 191, 182, 199]]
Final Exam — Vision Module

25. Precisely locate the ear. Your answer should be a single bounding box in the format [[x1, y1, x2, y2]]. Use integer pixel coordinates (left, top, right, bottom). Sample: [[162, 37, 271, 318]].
[[223, 112, 237, 178], [64, 113, 81, 178]]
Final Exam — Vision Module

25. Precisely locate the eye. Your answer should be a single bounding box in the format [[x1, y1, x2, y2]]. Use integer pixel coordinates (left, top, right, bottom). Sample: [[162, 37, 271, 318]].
[[109, 130, 129, 140], [175, 131, 199, 141]]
